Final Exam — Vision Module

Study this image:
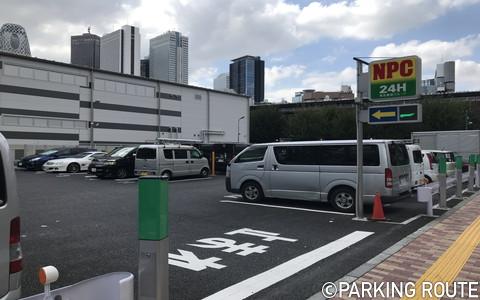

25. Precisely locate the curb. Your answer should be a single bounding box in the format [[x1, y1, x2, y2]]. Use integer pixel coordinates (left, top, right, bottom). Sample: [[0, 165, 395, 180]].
[[307, 189, 480, 300]]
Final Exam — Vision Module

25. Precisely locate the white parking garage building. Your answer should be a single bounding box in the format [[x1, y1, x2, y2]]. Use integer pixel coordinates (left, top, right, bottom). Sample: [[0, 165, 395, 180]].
[[0, 51, 250, 160]]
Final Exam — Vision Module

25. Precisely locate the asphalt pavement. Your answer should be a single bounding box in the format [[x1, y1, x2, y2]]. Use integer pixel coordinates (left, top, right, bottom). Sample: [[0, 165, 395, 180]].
[[16, 170, 461, 299]]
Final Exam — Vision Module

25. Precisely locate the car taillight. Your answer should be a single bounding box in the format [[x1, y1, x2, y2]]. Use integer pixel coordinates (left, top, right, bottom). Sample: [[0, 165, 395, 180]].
[[10, 217, 22, 274], [427, 154, 434, 170], [385, 168, 393, 188]]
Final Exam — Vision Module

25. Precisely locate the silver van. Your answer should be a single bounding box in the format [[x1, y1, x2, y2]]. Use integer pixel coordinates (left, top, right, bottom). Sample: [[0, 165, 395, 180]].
[[0, 134, 22, 299], [226, 140, 411, 212], [134, 144, 210, 180]]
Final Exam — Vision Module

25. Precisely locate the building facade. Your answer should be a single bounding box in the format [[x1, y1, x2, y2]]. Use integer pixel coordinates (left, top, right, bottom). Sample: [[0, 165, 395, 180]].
[[71, 32, 100, 68], [0, 23, 31, 57], [100, 25, 140, 76], [229, 55, 264, 103], [0, 51, 249, 160], [140, 58, 149, 78], [213, 73, 230, 91], [149, 31, 188, 84]]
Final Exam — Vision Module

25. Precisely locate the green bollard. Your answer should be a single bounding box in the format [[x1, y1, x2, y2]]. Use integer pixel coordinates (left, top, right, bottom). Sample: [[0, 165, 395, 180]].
[[138, 176, 169, 300], [438, 155, 447, 208]]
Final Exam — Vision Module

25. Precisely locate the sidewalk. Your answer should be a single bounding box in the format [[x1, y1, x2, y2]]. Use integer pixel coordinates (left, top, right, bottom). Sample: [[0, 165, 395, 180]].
[[312, 191, 480, 300]]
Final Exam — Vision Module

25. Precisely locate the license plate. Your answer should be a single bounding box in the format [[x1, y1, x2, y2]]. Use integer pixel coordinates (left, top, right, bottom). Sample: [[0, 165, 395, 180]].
[[91, 168, 96, 172], [140, 171, 149, 176]]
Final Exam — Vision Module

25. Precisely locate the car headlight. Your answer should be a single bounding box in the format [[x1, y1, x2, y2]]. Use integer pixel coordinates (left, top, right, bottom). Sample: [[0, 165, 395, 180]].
[[104, 160, 117, 165]]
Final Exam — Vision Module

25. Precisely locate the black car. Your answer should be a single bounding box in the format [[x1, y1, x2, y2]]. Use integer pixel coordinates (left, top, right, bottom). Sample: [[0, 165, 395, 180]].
[[88, 147, 137, 179], [17, 147, 95, 170]]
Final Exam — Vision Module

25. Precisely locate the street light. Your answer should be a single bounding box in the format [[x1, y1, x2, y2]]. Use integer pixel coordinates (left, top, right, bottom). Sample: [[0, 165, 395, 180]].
[[237, 116, 245, 143]]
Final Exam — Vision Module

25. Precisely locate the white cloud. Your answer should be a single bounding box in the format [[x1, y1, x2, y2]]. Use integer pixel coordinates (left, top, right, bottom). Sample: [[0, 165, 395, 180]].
[[455, 60, 480, 91], [265, 87, 303, 102], [265, 64, 306, 87], [189, 67, 218, 88], [302, 67, 357, 92], [321, 56, 337, 64], [370, 35, 480, 73]]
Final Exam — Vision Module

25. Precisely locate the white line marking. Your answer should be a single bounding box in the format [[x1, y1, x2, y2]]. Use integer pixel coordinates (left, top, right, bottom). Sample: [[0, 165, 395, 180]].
[[202, 231, 374, 300], [220, 200, 354, 216], [224, 195, 242, 199], [84, 175, 97, 178], [114, 178, 138, 182], [170, 177, 213, 183]]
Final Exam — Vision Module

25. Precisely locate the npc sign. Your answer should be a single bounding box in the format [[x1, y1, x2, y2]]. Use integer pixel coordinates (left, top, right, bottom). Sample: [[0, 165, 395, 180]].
[[369, 56, 422, 102]]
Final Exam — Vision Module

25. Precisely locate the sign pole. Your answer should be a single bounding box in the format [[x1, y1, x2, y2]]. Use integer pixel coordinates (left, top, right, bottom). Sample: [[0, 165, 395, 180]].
[[355, 59, 364, 220]]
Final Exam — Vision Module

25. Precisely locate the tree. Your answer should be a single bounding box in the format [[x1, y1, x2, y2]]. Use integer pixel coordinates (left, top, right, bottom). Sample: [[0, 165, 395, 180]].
[[250, 107, 287, 143]]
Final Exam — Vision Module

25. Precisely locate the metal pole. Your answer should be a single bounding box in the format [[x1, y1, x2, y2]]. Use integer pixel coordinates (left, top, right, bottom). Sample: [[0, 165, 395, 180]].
[[476, 154, 480, 188], [455, 156, 463, 199], [355, 60, 364, 219], [468, 154, 475, 192]]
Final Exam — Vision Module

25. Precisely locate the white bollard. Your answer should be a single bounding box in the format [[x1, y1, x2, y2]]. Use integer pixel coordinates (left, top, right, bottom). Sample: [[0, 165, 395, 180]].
[[468, 164, 475, 192], [417, 186, 433, 217], [476, 162, 480, 188]]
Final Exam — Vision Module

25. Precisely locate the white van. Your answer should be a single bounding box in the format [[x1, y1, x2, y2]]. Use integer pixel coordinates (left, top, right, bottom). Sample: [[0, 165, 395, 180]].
[[406, 144, 425, 187], [226, 140, 411, 212], [134, 144, 210, 180], [0, 134, 22, 299]]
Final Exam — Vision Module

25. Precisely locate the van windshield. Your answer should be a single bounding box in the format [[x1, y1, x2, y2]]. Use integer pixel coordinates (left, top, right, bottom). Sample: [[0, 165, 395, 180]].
[[388, 143, 409, 166], [111, 147, 135, 157]]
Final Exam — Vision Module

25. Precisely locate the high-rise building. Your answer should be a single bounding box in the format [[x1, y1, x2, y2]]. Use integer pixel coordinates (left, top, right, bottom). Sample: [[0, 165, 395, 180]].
[[0, 23, 31, 56], [229, 55, 264, 103], [149, 31, 188, 84], [213, 73, 230, 91], [140, 58, 149, 78], [71, 30, 100, 68], [100, 25, 140, 76]]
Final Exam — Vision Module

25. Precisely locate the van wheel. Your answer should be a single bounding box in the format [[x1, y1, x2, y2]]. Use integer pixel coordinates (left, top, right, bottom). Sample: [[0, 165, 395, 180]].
[[200, 168, 209, 178], [329, 187, 355, 213], [67, 163, 80, 173], [241, 181, 264, 202], [161, 171, 172, 181], [116, 168, 128, 179]]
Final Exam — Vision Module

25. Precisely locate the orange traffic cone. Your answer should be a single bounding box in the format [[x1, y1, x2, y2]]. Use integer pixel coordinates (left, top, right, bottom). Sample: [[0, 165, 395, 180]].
[[371, 192, 386, 221]]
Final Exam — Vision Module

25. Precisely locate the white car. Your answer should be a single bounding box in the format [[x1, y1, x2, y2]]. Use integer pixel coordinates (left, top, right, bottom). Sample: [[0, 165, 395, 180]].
[[422, 150, 456, 183], [43, 151, 106, 173]]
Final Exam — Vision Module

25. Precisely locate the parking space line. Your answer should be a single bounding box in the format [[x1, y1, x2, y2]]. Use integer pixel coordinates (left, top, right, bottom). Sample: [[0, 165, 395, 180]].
[[115, 178, 138, 182], [202, 231, 374, 300], [224, 195, 242, 199], [84, 175, 97, 178], [170, 177, 213, 183], [220, 200, 355, 216]]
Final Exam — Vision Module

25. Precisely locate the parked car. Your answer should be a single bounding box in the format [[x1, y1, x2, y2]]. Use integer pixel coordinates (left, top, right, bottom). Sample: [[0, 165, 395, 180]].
[[134, 144, 210, 180], [422, 150, 456, 183], [226, 140, 411, 212], [88, 147, 137, 179], [17, 147, 95, 171], [42, 151, 107, 173], [0, 133, 22, 299], [406, 144, 425, 188]]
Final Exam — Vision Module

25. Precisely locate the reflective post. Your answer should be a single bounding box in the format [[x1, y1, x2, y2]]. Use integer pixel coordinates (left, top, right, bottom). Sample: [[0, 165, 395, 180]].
[[211, 151, 216, 176], [438, 155, 447, 209], [455, 156, 463, 199], [138, 176, 169, 300], [468, 154, 476, 192]]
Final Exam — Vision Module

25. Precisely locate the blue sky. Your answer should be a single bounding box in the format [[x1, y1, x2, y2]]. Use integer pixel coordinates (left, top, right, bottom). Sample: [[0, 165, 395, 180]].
[[2, 0, 480, 102]]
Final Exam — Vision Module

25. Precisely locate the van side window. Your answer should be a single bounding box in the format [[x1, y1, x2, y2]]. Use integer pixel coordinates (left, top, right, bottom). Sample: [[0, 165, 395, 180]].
[[137, 148, 156, 159], [319, 145, 379, 166], [389, 143, 409, 166], [190, 150, 202, 159], [164, 149, 173, 159], [273, 146, 317, 165], [0, 153, 6, 205], [412, 150, 423, 163], [175, 150, 188, 159], [235, 146, 267, 163]]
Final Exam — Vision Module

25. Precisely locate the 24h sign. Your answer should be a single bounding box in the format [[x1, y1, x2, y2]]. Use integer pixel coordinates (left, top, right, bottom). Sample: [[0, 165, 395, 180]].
[[369, 56, 422, 102]]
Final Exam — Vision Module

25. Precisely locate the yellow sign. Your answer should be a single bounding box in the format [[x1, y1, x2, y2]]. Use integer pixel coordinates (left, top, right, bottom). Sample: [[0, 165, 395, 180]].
[[372, 110, 396, 120], [370, 56, 418, 84]]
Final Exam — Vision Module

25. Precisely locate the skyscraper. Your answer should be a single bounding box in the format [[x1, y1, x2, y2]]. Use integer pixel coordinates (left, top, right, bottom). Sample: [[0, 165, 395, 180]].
[[149, 31, 188, 84], [71, 30, 100, 68], [0, 23, 31, 56], [229, 55, 264, 103], [100, 25, 140, 76], [140, 58, 149, 78]]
